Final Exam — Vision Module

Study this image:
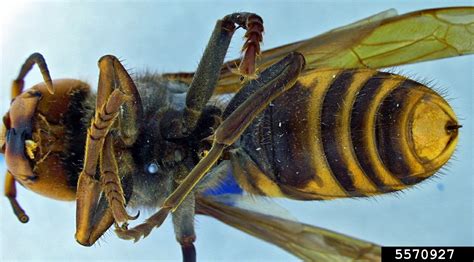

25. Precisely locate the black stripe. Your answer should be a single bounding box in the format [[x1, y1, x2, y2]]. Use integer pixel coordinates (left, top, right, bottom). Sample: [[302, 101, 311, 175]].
[[350, 72, 393, 192], [61, 88, 93, 187], [321, 70, 363, 196], [376, 79, 424, 185], [269, 83, 316, 187]]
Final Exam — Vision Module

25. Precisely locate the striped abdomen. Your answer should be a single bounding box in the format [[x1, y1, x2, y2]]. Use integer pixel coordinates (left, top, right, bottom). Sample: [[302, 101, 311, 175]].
[[230, 69, 459, 200]]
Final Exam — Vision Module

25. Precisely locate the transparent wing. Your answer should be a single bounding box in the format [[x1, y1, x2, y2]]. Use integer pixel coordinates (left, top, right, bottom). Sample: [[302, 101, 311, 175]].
[[196, 196, 381, 261], [164, 7, 474, 94]]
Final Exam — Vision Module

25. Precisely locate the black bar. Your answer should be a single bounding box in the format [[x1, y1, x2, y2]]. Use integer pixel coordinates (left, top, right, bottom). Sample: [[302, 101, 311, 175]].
[[382, 247, 473, 262]]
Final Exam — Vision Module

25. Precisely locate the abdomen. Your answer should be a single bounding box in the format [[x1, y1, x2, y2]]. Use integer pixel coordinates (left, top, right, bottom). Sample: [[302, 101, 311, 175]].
[[230, 69, 459, 200]]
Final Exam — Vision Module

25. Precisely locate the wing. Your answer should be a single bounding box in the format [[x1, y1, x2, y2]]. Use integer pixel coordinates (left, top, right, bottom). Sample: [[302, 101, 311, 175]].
[[195, 195, 381, 261], [164, 7, 474, 94]]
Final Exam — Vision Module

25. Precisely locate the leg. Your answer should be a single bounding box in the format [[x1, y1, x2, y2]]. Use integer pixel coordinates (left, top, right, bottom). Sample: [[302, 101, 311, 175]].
[[75, 88, 126, 243], [112, 58, 143, 146], [172, 194, 197, 262], [96, 55, 143, 141], [13, 52, 54, 96], [4, 171, 29, 223], [118, 52, 305, 240], [75, 55, 141, 244], [165, 13, 264, 139], [116, 192, 198, 262], [100, 135, 137, 224], [84, 153, 135, 245]]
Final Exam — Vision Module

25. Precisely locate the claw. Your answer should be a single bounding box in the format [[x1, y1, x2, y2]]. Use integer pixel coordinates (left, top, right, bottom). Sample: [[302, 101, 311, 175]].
[[114, 207, 170, 242], [130, 210, 140, 220], [115, 223, 154, 242]]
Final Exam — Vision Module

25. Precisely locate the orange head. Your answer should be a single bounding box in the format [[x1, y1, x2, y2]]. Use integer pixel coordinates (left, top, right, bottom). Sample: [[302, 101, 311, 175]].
[[2, 79, 91, 201]]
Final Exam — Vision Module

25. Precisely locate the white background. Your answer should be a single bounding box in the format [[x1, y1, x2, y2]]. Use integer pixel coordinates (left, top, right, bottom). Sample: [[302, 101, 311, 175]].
[[0, 1, 473, 261]]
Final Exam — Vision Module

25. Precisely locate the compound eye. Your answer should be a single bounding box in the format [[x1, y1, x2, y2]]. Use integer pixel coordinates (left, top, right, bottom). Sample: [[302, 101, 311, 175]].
[[146, 161, 160, 174]]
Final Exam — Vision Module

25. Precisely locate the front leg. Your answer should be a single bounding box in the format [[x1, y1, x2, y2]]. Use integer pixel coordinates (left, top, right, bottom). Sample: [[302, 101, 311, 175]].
[[75, 55, 141, 245], [75, 87, 125, 245]]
